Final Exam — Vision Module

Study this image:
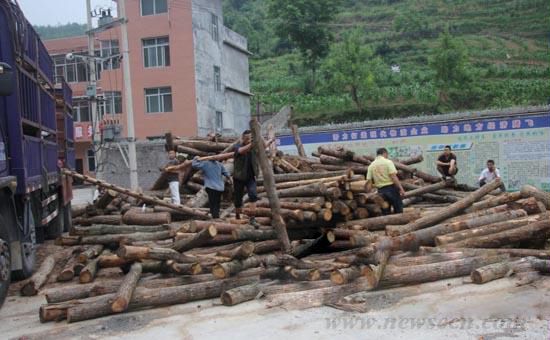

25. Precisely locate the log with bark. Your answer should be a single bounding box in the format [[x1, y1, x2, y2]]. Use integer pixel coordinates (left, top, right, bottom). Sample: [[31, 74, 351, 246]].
[[388, 209, 529, 251], [71, 224, 170, 236], [251, 119, 291, 253], [78, 245, 104, 263], [521, 184, 550, 209], [122, 210, 171, 226], [171, 225, 218, 252], [337, 211, 421, 231], [79, 257, 100, 283], [392, 179, 504, 235], [111, 262, 142, 313], [42, 276, 259, 323], [117, 245, 196, 263], [21, 254, 59, 296], [444, 218, 550, 248], [78, 230, 174, 245]]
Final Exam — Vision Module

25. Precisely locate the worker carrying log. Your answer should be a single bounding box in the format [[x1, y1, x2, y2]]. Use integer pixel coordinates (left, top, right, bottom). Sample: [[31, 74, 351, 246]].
[[436, 145, 458, 180], [233, 130, 275, 226], [191, 156, 232, 218], [479, 159, 506, 192], [162, 149, 181, 205], [366, 148, 406, 215]]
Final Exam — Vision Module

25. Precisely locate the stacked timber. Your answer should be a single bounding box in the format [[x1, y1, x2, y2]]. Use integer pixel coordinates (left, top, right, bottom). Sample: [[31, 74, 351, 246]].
[[28, 137, 549, 323]]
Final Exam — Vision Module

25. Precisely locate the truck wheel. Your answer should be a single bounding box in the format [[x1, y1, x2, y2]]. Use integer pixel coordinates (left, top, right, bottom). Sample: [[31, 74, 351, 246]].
[[62, 202, 71, 233], [0, 220, 12, 308], [12, 202, 36, 280], [46, 201, 63, 239]]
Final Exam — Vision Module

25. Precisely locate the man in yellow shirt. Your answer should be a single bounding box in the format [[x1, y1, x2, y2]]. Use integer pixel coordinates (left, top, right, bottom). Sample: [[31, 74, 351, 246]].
[[366, 148, 406, 215]]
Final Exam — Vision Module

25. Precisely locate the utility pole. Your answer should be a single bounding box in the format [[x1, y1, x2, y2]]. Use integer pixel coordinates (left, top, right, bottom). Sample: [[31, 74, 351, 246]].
[[86, 0, 101, 179], [118, 0, 139, 190]]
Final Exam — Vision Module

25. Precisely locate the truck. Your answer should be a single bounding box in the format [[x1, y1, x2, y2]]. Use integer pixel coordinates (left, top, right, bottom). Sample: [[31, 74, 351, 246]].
[[0, 0, 74, 307]]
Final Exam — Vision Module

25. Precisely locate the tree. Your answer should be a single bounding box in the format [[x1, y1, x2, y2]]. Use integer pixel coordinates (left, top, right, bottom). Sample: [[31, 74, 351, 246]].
[[321, 30, 385, 113], [268, 0, 342, 90], [429, 31, 471, 109]]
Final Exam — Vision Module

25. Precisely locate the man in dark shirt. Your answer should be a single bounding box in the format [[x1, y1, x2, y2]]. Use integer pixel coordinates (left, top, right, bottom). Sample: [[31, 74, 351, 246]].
[[233, 130, 260, 226], [436, 145, 458, 179], [163, 150, 181, 205], [232, 130, 276, 225]]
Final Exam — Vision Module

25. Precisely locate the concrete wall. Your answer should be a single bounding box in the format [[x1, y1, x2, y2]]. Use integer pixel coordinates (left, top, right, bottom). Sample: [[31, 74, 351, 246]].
[[192, 0, 250, 137], [100, 140, 167, 189]]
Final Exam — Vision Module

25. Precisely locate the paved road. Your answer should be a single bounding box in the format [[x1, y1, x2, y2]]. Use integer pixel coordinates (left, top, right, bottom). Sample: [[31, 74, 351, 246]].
[[1, 275, 549, 339]]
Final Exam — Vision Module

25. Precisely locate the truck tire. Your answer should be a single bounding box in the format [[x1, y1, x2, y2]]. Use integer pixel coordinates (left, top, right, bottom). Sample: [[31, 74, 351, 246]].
[[0, 218, 11, 308], [12, 202, 36, 280]]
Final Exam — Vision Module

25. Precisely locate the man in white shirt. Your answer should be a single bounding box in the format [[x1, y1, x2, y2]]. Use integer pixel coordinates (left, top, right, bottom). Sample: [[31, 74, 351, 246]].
[[479, 160, 506, 191]]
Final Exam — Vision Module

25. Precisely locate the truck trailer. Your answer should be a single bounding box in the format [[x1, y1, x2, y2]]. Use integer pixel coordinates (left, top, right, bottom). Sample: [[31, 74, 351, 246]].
[[0, 0, 74, 306]]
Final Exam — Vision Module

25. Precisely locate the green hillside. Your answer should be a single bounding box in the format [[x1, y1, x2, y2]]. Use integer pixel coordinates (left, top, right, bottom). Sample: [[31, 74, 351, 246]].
[[224, 0, 550, 125]]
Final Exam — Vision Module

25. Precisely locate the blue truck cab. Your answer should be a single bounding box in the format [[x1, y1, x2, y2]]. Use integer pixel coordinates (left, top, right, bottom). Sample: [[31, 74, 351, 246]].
[[0, 0, 74, 307]]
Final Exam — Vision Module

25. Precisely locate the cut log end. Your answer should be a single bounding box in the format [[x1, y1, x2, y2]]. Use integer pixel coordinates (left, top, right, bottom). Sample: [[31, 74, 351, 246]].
[[111, 298, 129, 313], [212, 264, 228, 279]]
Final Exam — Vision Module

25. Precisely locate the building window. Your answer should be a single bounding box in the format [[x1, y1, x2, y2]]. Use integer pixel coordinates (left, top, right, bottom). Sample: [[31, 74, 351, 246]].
[[99, 91, 122, 117], [145, 87, 172, 113], [213, 66, 221, 92], [215, 111, 223, 132], [53, 54, 89, 83], [100, 40, 120, 70], [73, 99, 91, 122], [141, 0, 167, 16], [211, 14, 219, 42], [143, 37, 170, 68], [87, 149, 96, 172]]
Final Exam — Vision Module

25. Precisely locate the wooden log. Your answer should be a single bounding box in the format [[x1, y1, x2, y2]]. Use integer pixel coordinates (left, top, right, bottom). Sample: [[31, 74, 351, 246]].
[[79, 257, 100, 283], [111, 262, 142, 313], [434, 214, 543, 245], [117, 245, 195, 263], [370, 254, 509, 287], [176, 144, 211, 157], [253, 240, 281, 254], [78, 245, 104, 263], [71, 204, 88, 218], [394, 179, 504, 235], [57, 255, 85, 282], [79, 231, 174, 245], [470, 258, 533, 284], [330, 266, 365, 284], [217, 241, 255, 260], [212, 255, 275, 279], [220, 283, 263, 306], [445, 218, 550, 248], [389, 209, 529, 251], [521, 184, 550, 209], [420, 246, 550, 259], [46, 267, 264, 304], [350, 232, 381, 247], [318, 145, 354, 160], [71, 224, 170, 236], [97, 254, 130, 268], [251, 119, 291, 253], [233, 229, 277, 242], [243, 207, 304, 222], [421, 193, 460, 204], [465, 191, 523, 213], [82, 215, 122, 225], [258, 171, 347, 185], [94, 190, 118, 209], [171, 225, 218, 252], [256, 200, 321, 212], [270, 182, 328, 198], [21, 255, 57, 296], [62, 169, 210, 219], [122, 211, 171, 226], [60, 276, 258, 323], [403, 181, 449, 198], [311, 163, 368, 174], [388, 252, 468, 267], [337, 211, 421, 231]]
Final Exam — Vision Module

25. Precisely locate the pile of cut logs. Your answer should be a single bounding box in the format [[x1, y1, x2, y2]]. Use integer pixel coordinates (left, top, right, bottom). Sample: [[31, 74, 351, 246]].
[[20, 129, 550, 324]]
